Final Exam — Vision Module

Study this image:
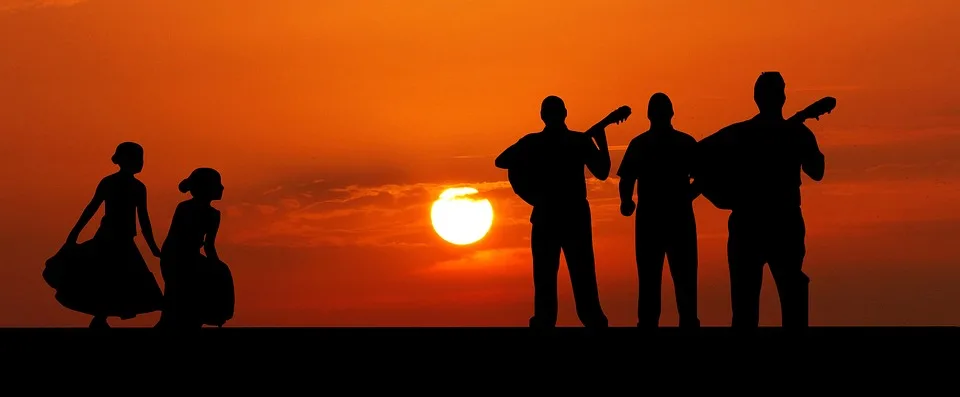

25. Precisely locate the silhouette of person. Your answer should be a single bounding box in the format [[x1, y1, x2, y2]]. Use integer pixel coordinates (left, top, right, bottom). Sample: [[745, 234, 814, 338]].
[[701, 72, 825, 328], [155, 168, 233, 329], [617, 93, 700, 328], [43, 142, 164, 328], [496, 96, 630, 328]]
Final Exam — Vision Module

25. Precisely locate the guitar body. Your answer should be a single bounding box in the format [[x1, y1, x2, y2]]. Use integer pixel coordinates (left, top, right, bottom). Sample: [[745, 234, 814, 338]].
[[502, 105, 632, 208], [507, 165, 541, 207], [694, 126, 741, 210], [695, 97, 836, 211]]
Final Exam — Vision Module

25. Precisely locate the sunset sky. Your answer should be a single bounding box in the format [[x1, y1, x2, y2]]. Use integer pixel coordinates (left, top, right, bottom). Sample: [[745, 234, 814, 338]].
[[1, 0, 958, 327]]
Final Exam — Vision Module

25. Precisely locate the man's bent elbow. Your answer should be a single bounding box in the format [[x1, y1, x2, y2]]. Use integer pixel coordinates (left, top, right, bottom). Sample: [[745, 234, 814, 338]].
[[494, 156, 510, 169], [805, 164, 825, 181]]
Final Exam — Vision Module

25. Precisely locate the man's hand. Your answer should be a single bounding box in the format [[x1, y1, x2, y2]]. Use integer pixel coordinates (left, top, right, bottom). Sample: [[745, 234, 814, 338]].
[[620, 200, 636, 217]]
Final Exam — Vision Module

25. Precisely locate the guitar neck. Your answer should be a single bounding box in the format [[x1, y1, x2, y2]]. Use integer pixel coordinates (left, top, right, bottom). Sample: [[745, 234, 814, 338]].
[[786, 111, 810, 123]]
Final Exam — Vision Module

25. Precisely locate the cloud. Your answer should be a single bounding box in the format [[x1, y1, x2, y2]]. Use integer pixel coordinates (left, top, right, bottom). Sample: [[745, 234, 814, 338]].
[[788, 85, 863, 93], [0, 0, 85, 12], [419, 247, 530, 275], [224, 178, 521, 249]]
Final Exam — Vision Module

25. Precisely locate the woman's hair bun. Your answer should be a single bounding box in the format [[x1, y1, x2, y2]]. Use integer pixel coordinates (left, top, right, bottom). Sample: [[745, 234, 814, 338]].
[[178, 179, 191, 193]]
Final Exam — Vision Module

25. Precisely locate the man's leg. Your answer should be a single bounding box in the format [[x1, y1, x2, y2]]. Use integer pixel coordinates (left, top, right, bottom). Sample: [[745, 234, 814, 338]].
[[728, 212, 765, 328], [530, 220, 562, 328], [666, 210, 700, 328], [563, 207, 608, 328], [635, 221, 666, 328], [768, 210, 809, 329]]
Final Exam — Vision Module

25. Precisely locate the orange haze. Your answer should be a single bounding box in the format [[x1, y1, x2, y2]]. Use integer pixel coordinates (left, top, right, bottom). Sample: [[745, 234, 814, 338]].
[[1, 0, 959, 326]]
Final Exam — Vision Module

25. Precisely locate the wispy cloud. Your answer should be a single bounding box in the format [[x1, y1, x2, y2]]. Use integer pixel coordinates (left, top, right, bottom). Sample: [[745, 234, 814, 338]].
[[420, 247, 530, 275], [0, 0, 86, 12], [223, 178, 529, 249]]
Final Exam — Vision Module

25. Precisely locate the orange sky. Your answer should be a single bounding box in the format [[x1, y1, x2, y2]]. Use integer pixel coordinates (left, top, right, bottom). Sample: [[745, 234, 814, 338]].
[[1, 0, 958, 326]]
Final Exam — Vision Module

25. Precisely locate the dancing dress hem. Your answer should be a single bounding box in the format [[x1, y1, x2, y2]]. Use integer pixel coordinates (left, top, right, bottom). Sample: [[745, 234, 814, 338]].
[[44, 235, 163, 318], [159, 253, 235, 328]]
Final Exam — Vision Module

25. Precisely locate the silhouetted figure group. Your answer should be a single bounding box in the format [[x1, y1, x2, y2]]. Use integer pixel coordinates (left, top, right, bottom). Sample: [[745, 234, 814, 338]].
[[39, 69, 831, 330], [43, 143, 234, 329], [498, 72, 834, 328]]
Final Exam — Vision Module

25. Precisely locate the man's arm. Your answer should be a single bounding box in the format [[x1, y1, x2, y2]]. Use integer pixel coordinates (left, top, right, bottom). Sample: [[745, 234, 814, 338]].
[[616, 141, 638, 216], [495, 136, 527, 170], [799, 126, 825, 181], [583, 120, 612, 181], [685, 137, 703, 201]]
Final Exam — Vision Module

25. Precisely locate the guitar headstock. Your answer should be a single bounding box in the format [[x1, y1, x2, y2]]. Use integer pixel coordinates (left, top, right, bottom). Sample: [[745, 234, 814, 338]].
[[791, 96, 836, 122], [605, 105, 632, 125]]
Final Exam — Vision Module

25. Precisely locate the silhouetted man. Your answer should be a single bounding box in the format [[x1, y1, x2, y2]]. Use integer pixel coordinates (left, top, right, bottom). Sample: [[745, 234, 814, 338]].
[[496, 96, 629, 328], [705, 72, 825, 328], [617, 93, 700, 328]]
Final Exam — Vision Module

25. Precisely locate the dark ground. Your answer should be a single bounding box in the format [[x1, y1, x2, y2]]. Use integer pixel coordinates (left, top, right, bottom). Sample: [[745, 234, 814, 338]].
[[3, 326, 958, 353], [2, 327, 955, 385]]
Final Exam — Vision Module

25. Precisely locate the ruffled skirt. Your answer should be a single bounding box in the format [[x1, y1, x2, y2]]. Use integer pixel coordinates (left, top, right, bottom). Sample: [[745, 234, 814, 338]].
[[157, 253, 235, 328], [43, 235, 163, 318]]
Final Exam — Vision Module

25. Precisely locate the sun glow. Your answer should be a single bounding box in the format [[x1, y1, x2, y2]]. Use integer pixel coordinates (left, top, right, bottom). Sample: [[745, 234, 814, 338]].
[[431, 187, 494, 245]]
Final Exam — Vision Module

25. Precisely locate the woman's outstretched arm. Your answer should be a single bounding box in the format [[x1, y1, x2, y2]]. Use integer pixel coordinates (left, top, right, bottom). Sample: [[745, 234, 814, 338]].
[[136, 185, 162, 258], [66, 181, 106, 245], [204, 212, 222, 262]]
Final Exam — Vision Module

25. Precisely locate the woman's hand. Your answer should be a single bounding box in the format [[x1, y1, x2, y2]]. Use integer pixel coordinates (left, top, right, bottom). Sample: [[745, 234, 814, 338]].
[[63, 233, 80, 248], [60, 239, 77, 253]]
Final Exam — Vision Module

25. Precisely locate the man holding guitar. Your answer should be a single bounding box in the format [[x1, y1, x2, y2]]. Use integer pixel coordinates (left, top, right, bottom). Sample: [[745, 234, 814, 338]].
[[496, 96, 630, 328], [694, 72, 829, 328]]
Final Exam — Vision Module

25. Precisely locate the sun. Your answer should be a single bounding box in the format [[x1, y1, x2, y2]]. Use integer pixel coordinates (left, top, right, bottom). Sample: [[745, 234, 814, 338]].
[[431, 187, 494, 245]]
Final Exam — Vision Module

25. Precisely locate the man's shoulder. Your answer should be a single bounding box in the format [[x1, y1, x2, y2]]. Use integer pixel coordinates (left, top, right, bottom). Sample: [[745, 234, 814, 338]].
[[516, 132, 538, 143], [670, 129, 698, 145], [563, 129, 590, 140], [722, 118, 758, 133], [703, 119, 756, 143], [673, 128, 696, 139], [789, 120, 815, 135], [625, 130, 653, 147], [511, 132, 542, 149], [552, 129, 594, 147]]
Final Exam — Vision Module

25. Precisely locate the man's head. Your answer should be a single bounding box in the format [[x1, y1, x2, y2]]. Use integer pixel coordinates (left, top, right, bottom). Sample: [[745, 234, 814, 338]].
[[647, 92, 674, 124], [540, 95, 567, 127], [754, 71, 786, 114]]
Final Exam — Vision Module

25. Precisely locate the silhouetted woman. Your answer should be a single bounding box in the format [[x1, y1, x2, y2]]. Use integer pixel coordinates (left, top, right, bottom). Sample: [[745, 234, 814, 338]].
[[44, 142, 164, 328], [155, 168, 234, 329]]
